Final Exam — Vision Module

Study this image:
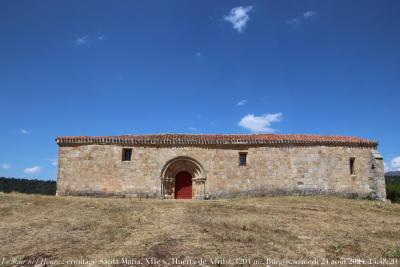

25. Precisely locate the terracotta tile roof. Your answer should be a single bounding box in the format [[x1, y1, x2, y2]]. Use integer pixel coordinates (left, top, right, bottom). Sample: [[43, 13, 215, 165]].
[[56, 134, 378, 148]]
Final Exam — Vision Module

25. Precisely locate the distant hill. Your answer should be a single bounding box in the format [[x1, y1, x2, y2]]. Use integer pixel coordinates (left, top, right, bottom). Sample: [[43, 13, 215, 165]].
[[385, 171, 400, 176], [0, 177, 56, 195]]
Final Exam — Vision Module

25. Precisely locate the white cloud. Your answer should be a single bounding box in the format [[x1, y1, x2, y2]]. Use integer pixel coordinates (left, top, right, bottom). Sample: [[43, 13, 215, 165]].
[[21, 128, 31, 134], [287, 18, 302, 27], [75, 34, 105, 46], [224, 6, 253, 33], [238, 112, 283, 133], [24, 166, 42, 174], [188, 127, 197, 132], [47, 158, 58, 166], [303, 11, 317, 18], [287, 10, 317, 28], [195, 52, 202, 58], [75, 35, 89, 45], [237, 99, 248, 106], [385, 156, 400, 172], [391, 156, 400, 170], [1, 163, 11, 169]]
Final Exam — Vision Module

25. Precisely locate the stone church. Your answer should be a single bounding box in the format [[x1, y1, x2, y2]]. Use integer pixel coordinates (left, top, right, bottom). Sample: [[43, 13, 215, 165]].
[[55, 134, 386, 200]]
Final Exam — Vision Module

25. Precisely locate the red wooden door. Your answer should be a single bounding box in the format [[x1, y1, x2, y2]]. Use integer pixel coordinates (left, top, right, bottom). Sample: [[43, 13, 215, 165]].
[[175, 171, 192, 199]]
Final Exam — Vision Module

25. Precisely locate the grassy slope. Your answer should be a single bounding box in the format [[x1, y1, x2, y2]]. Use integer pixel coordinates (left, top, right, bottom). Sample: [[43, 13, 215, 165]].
[[1, 193, 400, 266]]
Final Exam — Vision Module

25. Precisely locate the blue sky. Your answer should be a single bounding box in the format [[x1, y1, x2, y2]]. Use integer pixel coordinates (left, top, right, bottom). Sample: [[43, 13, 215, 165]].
[[1, 0, 399, 180]]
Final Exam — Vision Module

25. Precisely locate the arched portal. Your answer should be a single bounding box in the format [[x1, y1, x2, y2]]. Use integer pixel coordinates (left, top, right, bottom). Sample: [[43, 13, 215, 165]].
[[160, 156, 206, 199]]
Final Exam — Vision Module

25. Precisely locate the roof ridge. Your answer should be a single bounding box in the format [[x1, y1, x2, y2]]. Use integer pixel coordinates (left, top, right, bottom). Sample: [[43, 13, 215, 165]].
[[55, 133, 378, 148], [56, 133, 370, 137]]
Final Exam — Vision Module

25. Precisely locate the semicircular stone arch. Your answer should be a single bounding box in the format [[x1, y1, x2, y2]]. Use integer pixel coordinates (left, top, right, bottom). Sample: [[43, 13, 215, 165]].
[[160, 156, 207, 199]]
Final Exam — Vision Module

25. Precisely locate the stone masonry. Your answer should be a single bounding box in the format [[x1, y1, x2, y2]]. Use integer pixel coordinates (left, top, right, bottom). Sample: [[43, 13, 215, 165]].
[[56, 134, 386, 200]]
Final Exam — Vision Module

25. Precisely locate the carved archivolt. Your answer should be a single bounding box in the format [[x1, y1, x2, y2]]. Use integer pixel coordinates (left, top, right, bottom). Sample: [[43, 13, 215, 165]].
[[160, 156, 207, 199], [161, 156, 206, 179]]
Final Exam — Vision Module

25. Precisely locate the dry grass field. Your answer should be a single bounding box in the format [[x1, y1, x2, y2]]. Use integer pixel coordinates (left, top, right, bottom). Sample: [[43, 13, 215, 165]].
[[1, 193, 400, 266]]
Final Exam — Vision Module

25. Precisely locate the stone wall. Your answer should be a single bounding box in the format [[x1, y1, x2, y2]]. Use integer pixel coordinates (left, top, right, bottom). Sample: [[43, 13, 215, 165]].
[[56, 144, 386, 199]]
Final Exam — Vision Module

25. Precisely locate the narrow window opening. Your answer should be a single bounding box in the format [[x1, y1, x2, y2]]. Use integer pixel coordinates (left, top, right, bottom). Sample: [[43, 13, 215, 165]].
[[350, 157, 355, 175], [239, 152, 247, 166], [122, 148, 132, 161]]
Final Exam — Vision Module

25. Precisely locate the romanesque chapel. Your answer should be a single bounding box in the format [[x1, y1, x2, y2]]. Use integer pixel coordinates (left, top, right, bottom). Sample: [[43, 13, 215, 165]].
[[56, 134, 386, 200]]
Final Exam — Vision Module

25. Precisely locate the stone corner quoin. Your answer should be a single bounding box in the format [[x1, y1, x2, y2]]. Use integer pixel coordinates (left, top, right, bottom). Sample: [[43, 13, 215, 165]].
[[54, 133, 386, 200]]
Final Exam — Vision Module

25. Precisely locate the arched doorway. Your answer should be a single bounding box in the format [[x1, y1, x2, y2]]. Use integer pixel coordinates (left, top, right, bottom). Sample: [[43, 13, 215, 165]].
[[175, 171, 192, 199], [160, 156, 207, 199]]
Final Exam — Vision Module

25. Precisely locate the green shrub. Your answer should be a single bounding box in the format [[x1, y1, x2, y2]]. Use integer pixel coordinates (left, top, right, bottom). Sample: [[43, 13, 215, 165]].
[[383, 246, 400, 258], [386, 183, 400, 203]]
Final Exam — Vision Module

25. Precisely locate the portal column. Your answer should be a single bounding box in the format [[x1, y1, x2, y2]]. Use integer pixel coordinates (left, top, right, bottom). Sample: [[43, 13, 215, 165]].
[[160, 177, 175, 199], [192, 177, 206, 199]]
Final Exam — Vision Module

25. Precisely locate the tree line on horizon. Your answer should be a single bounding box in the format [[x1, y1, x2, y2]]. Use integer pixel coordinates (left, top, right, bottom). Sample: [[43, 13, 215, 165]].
[[0, 177, 56, 195]]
